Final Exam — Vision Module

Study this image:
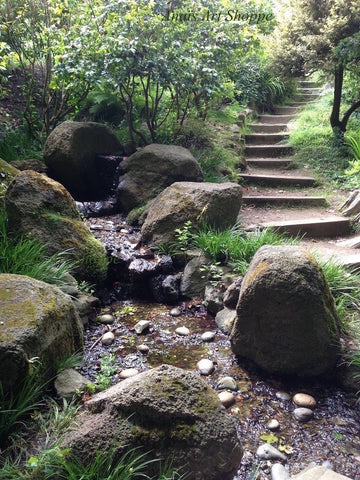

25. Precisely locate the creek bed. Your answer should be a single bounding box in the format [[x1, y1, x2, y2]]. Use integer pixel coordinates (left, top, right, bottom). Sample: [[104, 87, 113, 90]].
[[79, 299, 360, 480]]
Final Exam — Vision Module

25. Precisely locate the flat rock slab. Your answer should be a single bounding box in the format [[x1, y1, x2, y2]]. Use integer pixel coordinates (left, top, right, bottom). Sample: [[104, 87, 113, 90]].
[[257, 217, 350, 238], [242, 196, 327, 207], [292, 466, 353, 480], [239, 173, 315, 187]]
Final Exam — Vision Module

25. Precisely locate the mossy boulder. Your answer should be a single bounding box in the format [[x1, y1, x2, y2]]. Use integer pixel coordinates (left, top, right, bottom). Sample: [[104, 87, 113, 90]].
[[116, 144, 204, 213], [43, 121, 123, 201], [0, 274, 83, 395], [62, 364, 242, 480], [5, 170, 108, 283], [230, 245, 340, 376], [0, 158, 19, 207], [141, 181, 242, 246]]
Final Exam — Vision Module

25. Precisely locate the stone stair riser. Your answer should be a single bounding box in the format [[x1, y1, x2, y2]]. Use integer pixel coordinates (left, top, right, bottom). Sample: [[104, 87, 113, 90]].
[[246, 158, 293, 168], [293, 94, 319, 101], [258, 114, 296, 124], [272, 106, 298, 115], [242, 196, 327, 207], [253, 219, 351, 238], [245, 145, 294, 157], [298, 81, 319, 88], [247, 124, 288, 133], [245, 133, 289, 145], [239, 174, 315, 187]]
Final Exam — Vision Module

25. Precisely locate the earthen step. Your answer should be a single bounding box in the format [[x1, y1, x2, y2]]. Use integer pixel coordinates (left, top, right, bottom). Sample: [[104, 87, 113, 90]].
[[248, 124, 288, 133], [272, 106, 298, 115], [242, 195, 328, 207], [245, 133, 289, 145], [239, 173, 316, 187], [246, 158, 293, 168], [298, 81, 319, 88], [258, 114, 296, 124], [247, 217, 351, 238], [293, 93, 319, 101], [245, 144, 294, 157]]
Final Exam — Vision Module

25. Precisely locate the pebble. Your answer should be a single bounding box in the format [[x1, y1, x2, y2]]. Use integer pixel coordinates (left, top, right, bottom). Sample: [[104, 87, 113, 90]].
[[267, 419, 280, 431], [275, 391, 291, 401], [134, 320, 150, 334], [175, 326, 190, 336], [170, 307, 181, 317], [293, 407, 314, 422], [97, 314, 115, 324], [217, 376, 238, 391], [101, 331, 115, 346], [201, 331, 216, 342], [197, 358, 214, 375], [271, 463, 290, 480], [256, 444, 287, 461], [218, 391, 235, 408], [293, 393, 316, 409], [137, 344, 150, 354], [119, 368, 139, 379]]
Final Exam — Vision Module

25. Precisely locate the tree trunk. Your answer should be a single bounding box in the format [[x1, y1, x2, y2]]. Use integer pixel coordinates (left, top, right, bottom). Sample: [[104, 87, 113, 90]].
[[330, 65, 344, 136]]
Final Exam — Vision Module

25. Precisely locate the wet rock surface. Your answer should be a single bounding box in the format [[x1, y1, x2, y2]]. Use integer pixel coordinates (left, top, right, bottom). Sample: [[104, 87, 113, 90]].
[[80, 215, 360, 480]]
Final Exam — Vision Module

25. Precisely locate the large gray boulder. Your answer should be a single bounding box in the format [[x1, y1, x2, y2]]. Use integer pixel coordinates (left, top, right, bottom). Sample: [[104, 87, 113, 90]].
[[44, 121, 123, 201], [5, 170, 108, 283], [62, 364, 242, 480], [116, 144, 204, 212], [0, 274, 83, 395], [230, 245, 340, 376], [141, 181, 242, 246]]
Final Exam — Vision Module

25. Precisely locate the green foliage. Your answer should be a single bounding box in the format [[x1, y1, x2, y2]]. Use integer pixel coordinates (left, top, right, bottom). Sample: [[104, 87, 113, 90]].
[[0, 209, 76, 285], [0, 360, 47, 447], [94, 352, 118, 391], [345, 128, 360, 176], [0, 129, 44, 162]]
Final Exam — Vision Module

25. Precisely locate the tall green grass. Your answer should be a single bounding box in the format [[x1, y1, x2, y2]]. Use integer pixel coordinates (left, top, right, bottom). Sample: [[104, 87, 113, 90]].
[[0, 209, 76, 285]]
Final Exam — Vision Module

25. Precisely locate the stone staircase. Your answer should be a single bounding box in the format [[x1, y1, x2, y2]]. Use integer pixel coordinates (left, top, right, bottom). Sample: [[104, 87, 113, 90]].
[[239, 81, 360, 269]]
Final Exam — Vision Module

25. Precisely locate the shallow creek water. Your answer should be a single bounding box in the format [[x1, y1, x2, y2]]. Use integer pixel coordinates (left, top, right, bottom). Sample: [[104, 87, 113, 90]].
[[81, 214, 360, 480]]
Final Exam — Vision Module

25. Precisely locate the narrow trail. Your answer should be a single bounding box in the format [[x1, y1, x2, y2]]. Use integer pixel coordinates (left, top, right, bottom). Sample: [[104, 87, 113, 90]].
[[238, 80, 360, 270]]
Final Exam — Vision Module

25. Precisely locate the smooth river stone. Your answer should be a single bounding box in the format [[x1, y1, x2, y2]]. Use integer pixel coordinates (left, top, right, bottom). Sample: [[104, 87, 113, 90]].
[[256, 444, 287, 461], [101, 331, 115, 346], [293, 393, 316, 409], [97, 314, 115, 324], [197, 359, 214, 375], [275, 391, 291, 401], [293, 407, 314, 422], [170, 307, 181, 317], [134, 320, 150, 334], [137, 344, 150, 354], [271, 463, 290, 480], [175, 326, 190, 336], [217, 376, 238, 391], [267, 418, 280, 431], [218, 391, 235, 408], [119, 368, 139, 379], [201, 331, 216, 342]]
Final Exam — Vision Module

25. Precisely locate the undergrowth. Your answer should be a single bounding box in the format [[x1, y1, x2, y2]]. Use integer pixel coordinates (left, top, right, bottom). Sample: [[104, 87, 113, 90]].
[[0, 209, 76, 285], [288, 91, 360, 189]]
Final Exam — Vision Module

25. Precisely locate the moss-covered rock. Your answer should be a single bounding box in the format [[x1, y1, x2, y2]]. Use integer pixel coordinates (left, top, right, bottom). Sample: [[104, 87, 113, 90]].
[[141, 181, 242, 246], [62, 364, 242, 480], [0, 274, 83, 395], [5, 170, 108, 283], [0, 158, 19, 207], [43, 121, 123, 201], [230, 245, 340, 376]]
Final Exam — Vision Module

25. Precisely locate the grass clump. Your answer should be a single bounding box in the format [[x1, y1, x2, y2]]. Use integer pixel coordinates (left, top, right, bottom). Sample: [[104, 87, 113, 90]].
[[0, 209, 76, 285]]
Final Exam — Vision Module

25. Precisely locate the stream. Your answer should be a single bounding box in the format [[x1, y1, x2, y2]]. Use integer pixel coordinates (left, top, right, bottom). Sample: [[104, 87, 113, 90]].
[[79, 211, 360, 480]]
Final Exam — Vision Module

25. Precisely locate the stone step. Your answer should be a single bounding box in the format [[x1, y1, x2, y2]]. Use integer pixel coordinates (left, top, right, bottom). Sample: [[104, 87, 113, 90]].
[[298, 81, 319, 88], [242, 195, 327, 206], [245, 133, 289, 145], [247, 217, 351, 238], [248, 124, 288, 133], [286, 101, 310, 107], [245, 144, 294, 157], [293, 93, 319, 101], [258, 114, 296, 124], [272, 106, 299, 115], [239, 173, 316, 187], [298, 87, 322, 94], [246, 158, 293, 168]]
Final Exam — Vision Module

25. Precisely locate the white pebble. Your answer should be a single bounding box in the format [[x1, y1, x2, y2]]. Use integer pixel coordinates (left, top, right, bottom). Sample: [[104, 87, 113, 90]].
[[119, 368, 139, 379], [134, 320, 150, 334], [218, 391, 235, 408], [175, 326, 190, 336], [271, 463, 290, 480], [101, 331, 115, 346], [97, 314, 115, 324], [201, 331, 216, 342], [197, 358, 214, 375], [267, 419, 280, 431], [256, 444, 287, 461], [170, 307, 181, 317], [293, 407, 314, 422], [217, 376, 238, 391]]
